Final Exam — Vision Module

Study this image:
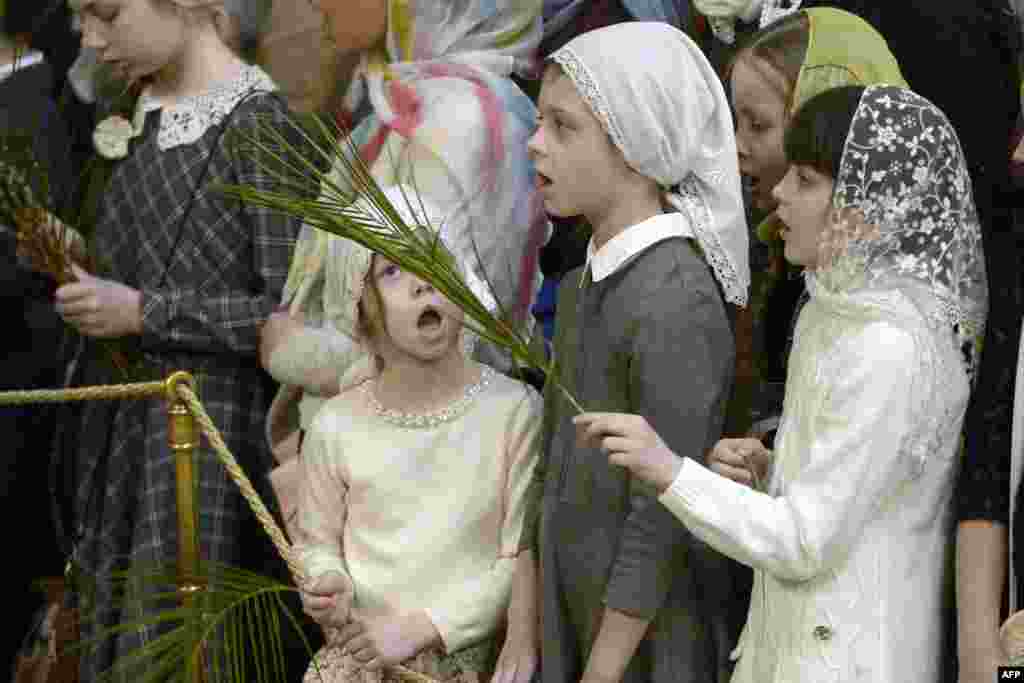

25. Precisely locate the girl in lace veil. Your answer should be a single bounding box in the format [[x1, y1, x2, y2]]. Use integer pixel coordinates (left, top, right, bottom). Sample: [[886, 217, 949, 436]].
[[291, 185, 541, 683], [53, 1, 301, 680], [261, 0, 549, 476], [574, 84, 986, 683], [726, 8, 907, 434]]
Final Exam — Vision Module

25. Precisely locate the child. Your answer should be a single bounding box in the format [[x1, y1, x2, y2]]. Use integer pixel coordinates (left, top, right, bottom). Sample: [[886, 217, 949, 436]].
[[576, 85, 988, 682], [499, 21, 749, 683], [56, 1, 300, 679], [293, 187, 542, 683], [727, 8, 906, 431], [260, 0, 550, 474]]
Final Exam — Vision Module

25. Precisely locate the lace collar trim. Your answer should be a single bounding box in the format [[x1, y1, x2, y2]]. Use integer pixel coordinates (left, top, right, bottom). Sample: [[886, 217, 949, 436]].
[[135, 63, 277, 151]]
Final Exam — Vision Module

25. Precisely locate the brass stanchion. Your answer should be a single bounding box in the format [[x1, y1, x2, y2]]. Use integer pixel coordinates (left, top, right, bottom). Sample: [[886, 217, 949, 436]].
[[166, 371, 205, 683]]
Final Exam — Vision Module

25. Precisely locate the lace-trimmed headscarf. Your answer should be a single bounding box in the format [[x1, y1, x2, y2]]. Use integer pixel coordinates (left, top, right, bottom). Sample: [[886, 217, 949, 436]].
[[819, 85, 988, 378], [549, 21, 750, 305]]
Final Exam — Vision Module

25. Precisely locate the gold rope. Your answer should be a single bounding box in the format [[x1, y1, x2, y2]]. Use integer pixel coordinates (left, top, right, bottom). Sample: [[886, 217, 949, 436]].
[[0, 379, 443, 683], [0, 381, 168, 404]]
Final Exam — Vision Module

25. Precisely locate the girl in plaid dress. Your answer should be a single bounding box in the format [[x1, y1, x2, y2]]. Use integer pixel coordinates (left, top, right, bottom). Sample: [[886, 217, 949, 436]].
[[55, 1, 301, 679]]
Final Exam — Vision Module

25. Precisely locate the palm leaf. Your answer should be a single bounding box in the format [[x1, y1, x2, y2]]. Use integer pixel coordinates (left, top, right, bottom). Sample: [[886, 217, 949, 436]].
[[218, 112, 583, 413], [71, 559, 321, 683]]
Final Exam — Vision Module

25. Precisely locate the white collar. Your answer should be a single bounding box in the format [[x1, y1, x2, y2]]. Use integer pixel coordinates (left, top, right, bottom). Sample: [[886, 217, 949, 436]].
[[0, 51, 44, 84], [583, 212, 693, 285], [135, 63, 278, 151]]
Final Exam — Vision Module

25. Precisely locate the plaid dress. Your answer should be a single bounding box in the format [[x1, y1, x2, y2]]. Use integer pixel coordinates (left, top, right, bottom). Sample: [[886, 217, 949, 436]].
[[65, 65, 301, 681]]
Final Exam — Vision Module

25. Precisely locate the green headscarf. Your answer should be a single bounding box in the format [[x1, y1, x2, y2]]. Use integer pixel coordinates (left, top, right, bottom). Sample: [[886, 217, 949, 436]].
[[792, 7, 908, 113], [756, 7, 907, 245]]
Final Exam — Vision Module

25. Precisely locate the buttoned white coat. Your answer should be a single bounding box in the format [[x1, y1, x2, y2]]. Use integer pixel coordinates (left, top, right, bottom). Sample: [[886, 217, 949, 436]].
[[661, 283, 968, 683]]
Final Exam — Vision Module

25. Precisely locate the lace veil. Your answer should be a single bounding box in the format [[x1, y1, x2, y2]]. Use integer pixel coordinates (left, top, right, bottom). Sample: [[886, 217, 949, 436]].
[[550, 22, 750, 305], [820, 85, 988, 377]]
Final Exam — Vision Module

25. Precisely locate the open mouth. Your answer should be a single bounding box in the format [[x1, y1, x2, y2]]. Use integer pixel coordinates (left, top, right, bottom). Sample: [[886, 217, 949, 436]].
[[417, 307, 444, 331], [536, 172, 552, 189]]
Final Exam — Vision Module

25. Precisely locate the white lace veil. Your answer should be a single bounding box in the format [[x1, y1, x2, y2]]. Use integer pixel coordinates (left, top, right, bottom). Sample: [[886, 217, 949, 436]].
[[821, 85, 988, 379], [549, 21, 750, 306]]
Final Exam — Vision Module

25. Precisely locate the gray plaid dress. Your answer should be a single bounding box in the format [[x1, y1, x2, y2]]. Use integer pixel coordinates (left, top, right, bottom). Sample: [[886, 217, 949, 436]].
[[65, 66, 301, 681]]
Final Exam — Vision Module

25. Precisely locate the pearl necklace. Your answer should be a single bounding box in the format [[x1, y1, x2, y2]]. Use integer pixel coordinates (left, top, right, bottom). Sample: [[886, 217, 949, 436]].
[[365, 366, 494, 429]]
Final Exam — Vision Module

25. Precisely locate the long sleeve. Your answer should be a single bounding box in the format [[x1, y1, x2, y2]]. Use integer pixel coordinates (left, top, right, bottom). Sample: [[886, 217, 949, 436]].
[[264, 322, 361, 391], [293, 407, 351, 581], [604, 271, 733, 618], [139, 98, 302, 354], [658, 321, 924, 582], [425, 388, 543, 652]]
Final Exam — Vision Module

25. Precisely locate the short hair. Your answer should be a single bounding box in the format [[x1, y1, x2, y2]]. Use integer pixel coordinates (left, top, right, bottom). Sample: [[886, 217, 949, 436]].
[[784, 85, 865, 178]]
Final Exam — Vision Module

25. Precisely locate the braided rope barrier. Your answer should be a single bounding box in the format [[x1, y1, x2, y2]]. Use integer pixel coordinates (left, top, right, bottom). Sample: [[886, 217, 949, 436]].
[[0, 378, 440, 683]]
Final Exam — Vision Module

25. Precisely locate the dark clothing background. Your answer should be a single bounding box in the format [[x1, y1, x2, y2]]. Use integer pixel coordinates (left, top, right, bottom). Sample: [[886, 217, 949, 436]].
[[0, 59, 73, 679]]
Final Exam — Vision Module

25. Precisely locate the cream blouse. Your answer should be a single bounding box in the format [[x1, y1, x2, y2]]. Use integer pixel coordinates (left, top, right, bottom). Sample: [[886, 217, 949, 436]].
[[294, 367, 542, 653]]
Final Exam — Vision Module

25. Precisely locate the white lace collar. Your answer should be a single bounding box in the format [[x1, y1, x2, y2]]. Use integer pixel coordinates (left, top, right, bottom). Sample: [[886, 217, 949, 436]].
[[135, 63, 277, 151]]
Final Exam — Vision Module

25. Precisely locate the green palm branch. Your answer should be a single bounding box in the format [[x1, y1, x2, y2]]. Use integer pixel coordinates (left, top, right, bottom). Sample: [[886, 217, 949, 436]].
[[218, 112, 583, 413], [72, 559, 324, 683]]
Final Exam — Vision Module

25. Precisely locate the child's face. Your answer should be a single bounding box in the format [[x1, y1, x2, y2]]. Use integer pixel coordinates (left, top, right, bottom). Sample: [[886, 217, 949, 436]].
[[361, 255, 466, 366], [527, 65, 636, 221], [77, 0, 187, 83], [731, 55, 791, 213], [772, 164, 834, 270], [310, 0, 387, 57]]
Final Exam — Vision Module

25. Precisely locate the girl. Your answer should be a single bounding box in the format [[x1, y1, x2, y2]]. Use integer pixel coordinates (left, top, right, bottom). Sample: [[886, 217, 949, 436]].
[[293, 187, 542, 683], [56, 1, 300, 679], [260, 0, 549, 482], [503, 21, 749, 683], [727, 7, 906, 433], [576, 84, 988, 682]]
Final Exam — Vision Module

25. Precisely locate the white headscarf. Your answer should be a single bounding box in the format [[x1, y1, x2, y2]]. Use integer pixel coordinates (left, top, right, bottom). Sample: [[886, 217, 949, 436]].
[[550, 22, 750, 305]]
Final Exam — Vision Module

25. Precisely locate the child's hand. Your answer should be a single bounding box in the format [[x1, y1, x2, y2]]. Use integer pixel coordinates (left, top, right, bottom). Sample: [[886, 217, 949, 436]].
[[708, 438, 772, 489], [494, 551, 540, 683], [55, 264, 142, 338], [336, 609, 440, 671], [493, 633, 538, 683], [301, 571, 354, 629], [573, 413, 683, 494]]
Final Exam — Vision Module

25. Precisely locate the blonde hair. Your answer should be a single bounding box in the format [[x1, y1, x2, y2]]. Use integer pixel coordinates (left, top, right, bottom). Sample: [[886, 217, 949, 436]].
[[159, 0, 241, 53]]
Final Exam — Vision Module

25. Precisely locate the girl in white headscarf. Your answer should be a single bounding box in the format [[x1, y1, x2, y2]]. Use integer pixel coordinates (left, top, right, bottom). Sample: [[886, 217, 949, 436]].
[[292, 186, 542, 683], [497, 21, 749, 683], [576, 84, 987, 683]]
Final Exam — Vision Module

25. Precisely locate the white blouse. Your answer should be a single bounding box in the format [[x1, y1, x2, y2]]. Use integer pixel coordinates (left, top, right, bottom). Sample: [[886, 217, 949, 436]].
[[659, 283, 968, 683], [294, 368, 542, 653]]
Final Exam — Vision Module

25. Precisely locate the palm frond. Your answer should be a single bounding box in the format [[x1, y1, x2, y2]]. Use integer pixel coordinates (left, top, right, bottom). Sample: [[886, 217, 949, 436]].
[[218, 112, 583, 412], [71, 559, 319, 683]]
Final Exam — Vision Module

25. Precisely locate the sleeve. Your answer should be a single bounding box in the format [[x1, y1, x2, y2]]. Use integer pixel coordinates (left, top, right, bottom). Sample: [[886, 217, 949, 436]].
[[604, 266, 734, 618], [292, 406, 351, 581], [139, 96, 303, 354], [424, 387, 544, 652], [658, 322, 923, 582], [264, 322, 361, 391]]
